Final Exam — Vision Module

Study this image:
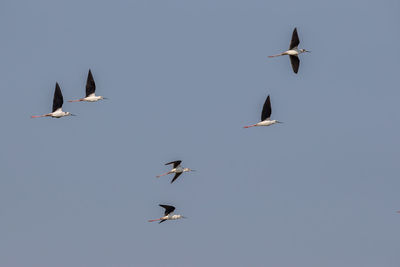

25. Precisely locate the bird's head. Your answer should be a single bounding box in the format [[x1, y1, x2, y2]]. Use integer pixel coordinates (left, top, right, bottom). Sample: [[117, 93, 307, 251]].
[[100, 96, 108, 100], [184, 168, 195, 172], [66, 112, 76, 116]]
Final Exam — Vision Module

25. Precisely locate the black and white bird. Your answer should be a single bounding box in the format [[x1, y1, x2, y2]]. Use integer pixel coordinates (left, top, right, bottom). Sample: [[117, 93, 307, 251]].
[[31, 83, 75, 118], [156, 160, 195, 184], [148, 204, 186, 223], [69, 69, 106, 102], [244, 95, 282, 128], [268, 28, 310, 74]]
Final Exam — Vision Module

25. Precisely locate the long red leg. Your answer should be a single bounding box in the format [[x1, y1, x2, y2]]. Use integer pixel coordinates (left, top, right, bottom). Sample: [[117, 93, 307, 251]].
[[243, 124, 257, 128], [268, 53, 284, 58], [31, 114, 50, 118], [156, 171, 171, 178], [148, 218, 161, 222], [68, 99, 83, 103]]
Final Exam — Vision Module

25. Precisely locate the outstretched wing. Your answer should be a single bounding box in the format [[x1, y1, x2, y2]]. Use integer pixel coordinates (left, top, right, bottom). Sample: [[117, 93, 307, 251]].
[[165, 160, 182, 168], [289, 55, 300, 74], [86, 69, 96, 97], [261, 95, 272, 121], [52, 82, 64, 112], [171, 172, 182, 184], [159, 204, 175, 216], [289, 28, 300, 49]]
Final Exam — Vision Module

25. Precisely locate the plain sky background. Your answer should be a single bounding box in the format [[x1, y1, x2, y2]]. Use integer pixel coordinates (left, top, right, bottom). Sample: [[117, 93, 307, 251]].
[[0, 0, 399, 266]]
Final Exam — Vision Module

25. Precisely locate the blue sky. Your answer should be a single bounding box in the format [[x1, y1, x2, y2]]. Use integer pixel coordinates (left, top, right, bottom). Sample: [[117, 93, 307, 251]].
[[0, 0, 399, 266]]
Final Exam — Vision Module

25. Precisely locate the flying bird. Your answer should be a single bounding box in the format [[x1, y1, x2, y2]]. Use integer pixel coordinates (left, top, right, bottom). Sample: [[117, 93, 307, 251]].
[[69, 69, 107, 102], [148, 204, 186, 223], [268, 28, 310, 74], [31, 83, 75, 118], [243, 95, 282, 128], [156, 160, 195, 184]]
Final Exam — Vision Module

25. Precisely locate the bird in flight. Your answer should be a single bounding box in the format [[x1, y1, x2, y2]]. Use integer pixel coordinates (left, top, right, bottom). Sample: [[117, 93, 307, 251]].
[[69, 69, 107, 102], [31, 83, 75, 118], [148, 204, 186, 223], [268, 28, 310, 74], [243, 95, 282, 128], [156, 160, 195, 184]]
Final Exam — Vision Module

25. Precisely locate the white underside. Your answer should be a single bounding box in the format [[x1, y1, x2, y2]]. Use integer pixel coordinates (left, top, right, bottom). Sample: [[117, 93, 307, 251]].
[[256, 120, 277, 126], [83, 94, 102, 102], [51, 108, 68, 118], [285, 50, 299, 56], [171, 167, 183, 173], [163, 214, 183, 220]]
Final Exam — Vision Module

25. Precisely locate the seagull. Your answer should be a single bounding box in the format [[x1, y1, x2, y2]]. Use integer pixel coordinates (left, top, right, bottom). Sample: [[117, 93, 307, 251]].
[[243, 95, 282, 128], [69, 69, 107, 102], [268, 28, 310, 74], [156, 160, 195, 184], [31, 83, 75, 118], [148, 204, 186, 223]]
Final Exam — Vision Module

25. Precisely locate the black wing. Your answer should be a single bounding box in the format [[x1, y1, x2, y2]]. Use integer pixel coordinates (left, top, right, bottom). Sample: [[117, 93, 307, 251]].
[[159, 219, 167, 224], [171, 172, 182, 184], [85, 69, 96, 97], [165, 160, 182, 168], [261, 95, 272, 121], [52, 82, 64, 112], [289, 55, 300, 74], [159, 204, 175, 216], [289, 28, 300, 49]]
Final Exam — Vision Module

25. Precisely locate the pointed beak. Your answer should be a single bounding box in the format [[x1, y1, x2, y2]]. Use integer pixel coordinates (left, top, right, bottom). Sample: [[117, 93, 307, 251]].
[[70, 114, 77, 116], [276, 121, 283, 123], [103, 97, 109, 100], [191, 169, 196, 172], [182, 216, 188, 219]]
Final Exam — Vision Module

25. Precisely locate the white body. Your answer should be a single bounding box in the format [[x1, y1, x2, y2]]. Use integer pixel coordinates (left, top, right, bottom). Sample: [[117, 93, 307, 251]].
[[50, 108, 71, 118], [156, 164, 194, 179], [171, 166, 184, 173], [166, 167, 192, 175], [256, 119, 278, 126], [270, 47, 307, 58], [82, 93, 104, 102], [163, 214, 183, 220], [284, 49, 299, 56]]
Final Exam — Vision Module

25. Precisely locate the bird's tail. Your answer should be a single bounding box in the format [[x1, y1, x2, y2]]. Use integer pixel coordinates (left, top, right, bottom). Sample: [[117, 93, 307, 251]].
[[243, 124, 256, 128]]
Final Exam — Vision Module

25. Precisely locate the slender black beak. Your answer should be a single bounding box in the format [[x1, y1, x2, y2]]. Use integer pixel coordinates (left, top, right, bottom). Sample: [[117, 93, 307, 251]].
[[103, 97, 109, 100], [70, 114, 77, 116], [276, 121, 283, 123]]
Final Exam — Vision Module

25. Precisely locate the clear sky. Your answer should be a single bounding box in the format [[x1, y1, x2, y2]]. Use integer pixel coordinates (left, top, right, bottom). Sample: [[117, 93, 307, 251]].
[[0, 0, 399, 266]]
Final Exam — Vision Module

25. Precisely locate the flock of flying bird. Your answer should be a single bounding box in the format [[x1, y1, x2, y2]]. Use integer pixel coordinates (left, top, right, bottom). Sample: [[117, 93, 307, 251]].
[[31, 28, 312, 223], [31, 70, 106, 118]]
